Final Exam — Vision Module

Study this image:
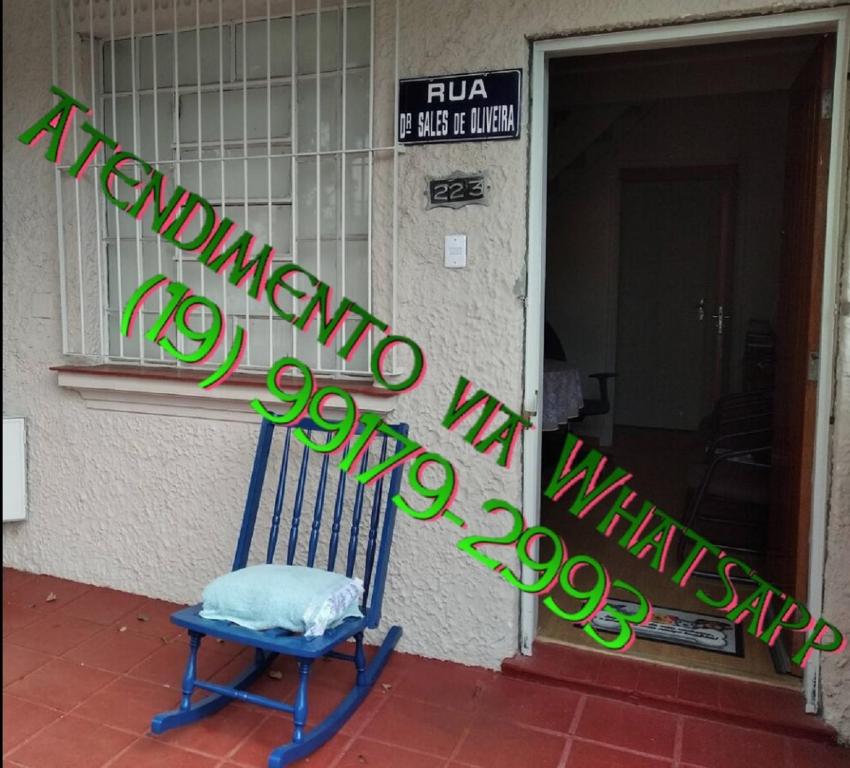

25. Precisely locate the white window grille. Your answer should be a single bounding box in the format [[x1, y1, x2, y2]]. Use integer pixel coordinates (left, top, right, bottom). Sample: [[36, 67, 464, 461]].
[[49, 0, 399, 377]]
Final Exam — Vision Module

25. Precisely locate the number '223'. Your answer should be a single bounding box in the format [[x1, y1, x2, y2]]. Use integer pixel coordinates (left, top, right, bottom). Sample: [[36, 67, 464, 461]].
[[457, 499, 652, 651], [431, 177, 484, 203]]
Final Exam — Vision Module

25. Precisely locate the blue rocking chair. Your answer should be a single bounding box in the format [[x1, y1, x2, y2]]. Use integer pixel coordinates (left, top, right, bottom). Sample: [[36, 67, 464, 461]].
[[151, 417, 409, 767]]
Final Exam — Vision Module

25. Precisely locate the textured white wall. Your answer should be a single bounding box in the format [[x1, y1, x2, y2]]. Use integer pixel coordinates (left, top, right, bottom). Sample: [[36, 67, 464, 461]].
[[821, 138, 850, 740], [3, 0, 849, 741]]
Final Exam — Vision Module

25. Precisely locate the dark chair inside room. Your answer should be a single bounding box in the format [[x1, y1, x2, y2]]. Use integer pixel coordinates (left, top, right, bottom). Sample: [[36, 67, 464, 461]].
[[677, 391, 775, 581], [543, 320, 617, 424], [572, 372, 617, 423]]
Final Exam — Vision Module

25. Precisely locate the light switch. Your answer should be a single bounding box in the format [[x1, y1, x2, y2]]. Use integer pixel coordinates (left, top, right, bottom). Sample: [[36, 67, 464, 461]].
[[444, 234, 467, 268]]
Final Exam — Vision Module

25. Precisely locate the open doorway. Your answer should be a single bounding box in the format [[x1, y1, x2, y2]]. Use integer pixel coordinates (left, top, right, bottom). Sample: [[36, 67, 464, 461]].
[[536, 33, 835, 686]]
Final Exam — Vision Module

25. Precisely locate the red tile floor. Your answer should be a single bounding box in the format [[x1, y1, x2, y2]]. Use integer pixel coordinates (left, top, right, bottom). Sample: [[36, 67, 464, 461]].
[[3, 569, 849, 768]]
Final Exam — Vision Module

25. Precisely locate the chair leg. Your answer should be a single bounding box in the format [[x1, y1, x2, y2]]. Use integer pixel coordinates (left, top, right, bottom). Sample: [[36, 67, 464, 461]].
[[268, 626, 403, 768], [180, 631, 203, 711], [354, 632, 367, 686], [292, 660, 312, 743]]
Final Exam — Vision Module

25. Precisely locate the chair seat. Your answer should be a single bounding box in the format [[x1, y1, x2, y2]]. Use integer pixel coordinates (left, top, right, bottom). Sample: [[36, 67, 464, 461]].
[[171, 604, 369, 659]]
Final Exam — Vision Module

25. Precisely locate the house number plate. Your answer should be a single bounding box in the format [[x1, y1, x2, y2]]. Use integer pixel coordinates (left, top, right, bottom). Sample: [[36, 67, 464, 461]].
[[426, 173, 489, 209]]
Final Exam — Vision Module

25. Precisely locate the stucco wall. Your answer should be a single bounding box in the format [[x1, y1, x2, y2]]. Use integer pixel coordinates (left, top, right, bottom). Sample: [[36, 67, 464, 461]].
[[3, 0, 849, 741], [821, 127, 850, 742]]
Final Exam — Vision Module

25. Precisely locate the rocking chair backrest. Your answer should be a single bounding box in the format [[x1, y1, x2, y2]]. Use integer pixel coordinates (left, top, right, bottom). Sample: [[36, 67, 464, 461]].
[[232, 418, 409, 629]]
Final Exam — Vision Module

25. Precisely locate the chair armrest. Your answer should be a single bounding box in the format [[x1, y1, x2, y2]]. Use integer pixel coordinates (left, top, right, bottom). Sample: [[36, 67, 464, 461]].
[[688, 443, 772, 521], [710, 427, 773, 452], [705, 429, 773, 460], [705, 444, 772, 478], [717, 392, 773, 407]]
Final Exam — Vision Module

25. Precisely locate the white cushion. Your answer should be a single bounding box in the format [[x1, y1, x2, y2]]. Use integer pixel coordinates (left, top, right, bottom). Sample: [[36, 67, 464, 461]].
[[200, 564, 364, 637]]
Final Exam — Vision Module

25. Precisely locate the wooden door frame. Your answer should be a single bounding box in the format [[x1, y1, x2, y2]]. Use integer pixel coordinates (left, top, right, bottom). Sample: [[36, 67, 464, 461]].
[[618, 164, 738, 408], [523, 8, 849, 715]]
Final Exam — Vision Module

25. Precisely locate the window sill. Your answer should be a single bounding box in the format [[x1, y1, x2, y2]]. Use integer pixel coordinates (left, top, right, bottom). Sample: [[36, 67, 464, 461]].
[[52, 364, 397, 423]]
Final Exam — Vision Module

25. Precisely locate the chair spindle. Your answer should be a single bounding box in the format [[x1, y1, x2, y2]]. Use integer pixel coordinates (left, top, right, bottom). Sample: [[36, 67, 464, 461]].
[[345, 449, 371, 577], [326, 447, 349, 571], [267, 428, 293, 564], [286, 437, 312, 565], [306, 446, 332, 567], [362, 436, 390, 608]]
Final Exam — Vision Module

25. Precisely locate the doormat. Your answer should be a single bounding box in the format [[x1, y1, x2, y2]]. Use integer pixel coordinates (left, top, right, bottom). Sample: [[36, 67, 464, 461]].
[[587, 600, 744, 657]]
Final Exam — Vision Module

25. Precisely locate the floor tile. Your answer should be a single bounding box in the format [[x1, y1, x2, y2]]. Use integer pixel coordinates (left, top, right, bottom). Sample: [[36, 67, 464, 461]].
[[261, 679, 388, 738], [566, 739, 673, 768], [245, 653, 296, 684], [2, 577, 847, 768], [340, 686, 389, 735], [390, 657, 494, 713], [63, 627, 162, 673], [4, 576, 91, 610], [576, 696, 677, 757], [375, 648, 417, 688], [1, 695, 60, 753], [126, 639, 235, 687], [221, 756, 336, 768], [5, 614, 102, 655], [220, 656, 297, 718], [156, 704, 263, 757], [107, 736, 218, 768], [2, 570, 38, 594], [301, 681, 379, 735], [550, 645, 604, 683], [503, 641, 602, 685], [3, 645, 51, 688], [229, 715, 346, 767], [262, 680, 387, 737], [2, 604, 45, 637], [787, 737, 850, 768], [222, 654, 297, 711], [676, 671, 719, 707], [594, 656, 642, 693], [455, 716, 567, 768], [72, 676, 181, 734], [635, 663, 680, 701], [715, 678, 812, 729], [6, 714, 135, 768], [207, 648, 255, 684], [4, 658, 115, 712], [475, 675, 580, 733], [308, 655, 365, 694], [112, 598, 186, 641], [334, 737, 446, 768], [360, 695, 466, 757], [680, 717, 787, 768], [60, 587, 145, 626], [175, 633, 245, 662]]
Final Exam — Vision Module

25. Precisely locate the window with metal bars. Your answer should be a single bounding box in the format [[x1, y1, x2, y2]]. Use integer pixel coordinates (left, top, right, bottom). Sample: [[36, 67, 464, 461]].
[[52, 0, 395, 378]]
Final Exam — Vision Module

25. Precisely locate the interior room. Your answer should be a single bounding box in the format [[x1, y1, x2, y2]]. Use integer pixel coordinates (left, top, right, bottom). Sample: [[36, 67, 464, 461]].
[[538, 34, 832, 685]]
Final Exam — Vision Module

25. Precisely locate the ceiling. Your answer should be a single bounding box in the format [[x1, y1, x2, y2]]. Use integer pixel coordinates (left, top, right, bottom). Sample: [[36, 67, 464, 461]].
[[548, 34, 823, 111]]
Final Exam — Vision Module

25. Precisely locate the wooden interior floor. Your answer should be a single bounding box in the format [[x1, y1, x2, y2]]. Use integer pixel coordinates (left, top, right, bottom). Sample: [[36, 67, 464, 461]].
[[537, 426, 798, 688]]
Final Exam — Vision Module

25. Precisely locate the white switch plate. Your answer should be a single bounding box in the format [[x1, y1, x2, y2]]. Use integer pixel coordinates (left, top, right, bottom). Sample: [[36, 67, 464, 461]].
[[3, 418, 27, 522], [444, 234, 467, 268]]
